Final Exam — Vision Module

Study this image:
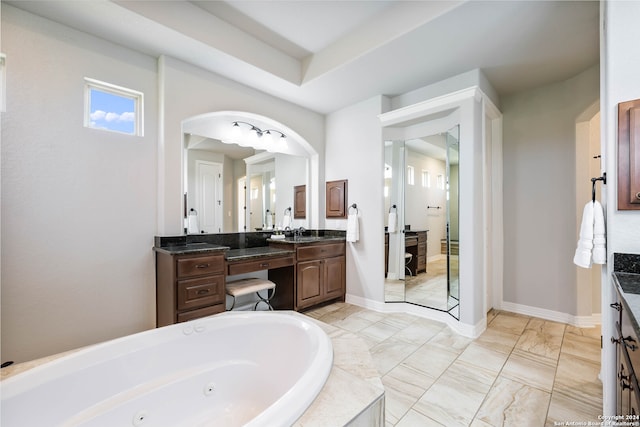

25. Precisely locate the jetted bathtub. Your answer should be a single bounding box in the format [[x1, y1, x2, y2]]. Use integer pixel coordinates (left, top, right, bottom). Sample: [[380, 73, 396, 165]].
[[1, 311, 333, 426]]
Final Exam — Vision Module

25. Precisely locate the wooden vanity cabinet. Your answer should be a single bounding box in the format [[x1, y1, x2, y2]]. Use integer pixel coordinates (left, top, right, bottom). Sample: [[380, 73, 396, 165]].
[[156, 251, 226, 327], [612, 294, 640, 416], [416, 231, 427, 274], [296, 243, 345, 310]]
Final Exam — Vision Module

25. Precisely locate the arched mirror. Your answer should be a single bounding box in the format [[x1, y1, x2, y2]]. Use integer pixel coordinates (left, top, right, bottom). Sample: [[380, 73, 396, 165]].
[[182, 112, 312, 234], [384, 125, 460, 319]]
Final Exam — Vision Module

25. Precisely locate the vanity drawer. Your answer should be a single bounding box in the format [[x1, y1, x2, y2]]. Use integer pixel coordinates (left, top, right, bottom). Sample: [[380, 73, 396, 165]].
[[297, 243, 345, 261], [227, 255, 295, 275], [177, 276, 225, 310], [177, 254, 225, 278]]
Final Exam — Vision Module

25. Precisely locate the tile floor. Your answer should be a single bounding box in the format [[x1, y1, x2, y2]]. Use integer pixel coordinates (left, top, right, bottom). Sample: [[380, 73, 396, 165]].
[[304, 302, 602, 427]]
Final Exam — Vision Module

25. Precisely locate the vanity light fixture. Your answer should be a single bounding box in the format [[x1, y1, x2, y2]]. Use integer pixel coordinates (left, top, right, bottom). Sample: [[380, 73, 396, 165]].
[[231, 121, 286, 142]]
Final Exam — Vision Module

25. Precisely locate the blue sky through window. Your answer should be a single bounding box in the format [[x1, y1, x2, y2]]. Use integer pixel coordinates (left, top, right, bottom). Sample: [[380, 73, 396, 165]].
[[88, 88, 135, 134]]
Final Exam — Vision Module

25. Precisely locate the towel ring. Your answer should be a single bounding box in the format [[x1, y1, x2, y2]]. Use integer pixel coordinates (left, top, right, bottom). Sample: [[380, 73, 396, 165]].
[[591, 173, 606, 203], [349, 203, 359, 214], [389, 204, 397, 213]]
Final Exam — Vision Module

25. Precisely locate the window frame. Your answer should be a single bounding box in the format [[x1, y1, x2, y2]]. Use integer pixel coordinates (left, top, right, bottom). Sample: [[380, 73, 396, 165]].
[[84, 78, 144, 136]]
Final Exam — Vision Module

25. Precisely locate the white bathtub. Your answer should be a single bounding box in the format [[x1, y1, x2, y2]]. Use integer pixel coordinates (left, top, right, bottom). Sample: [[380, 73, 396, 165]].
[[1, 311, 333, 427]]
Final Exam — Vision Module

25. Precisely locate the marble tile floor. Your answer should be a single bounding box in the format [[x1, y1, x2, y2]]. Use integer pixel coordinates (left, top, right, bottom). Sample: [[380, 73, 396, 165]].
[[304, 302, 602, 427], [386, 258, 460, 312]]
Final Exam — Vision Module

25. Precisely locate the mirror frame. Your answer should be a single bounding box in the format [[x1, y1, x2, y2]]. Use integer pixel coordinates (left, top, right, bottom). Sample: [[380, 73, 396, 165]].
[[383, 126, 460, 319]]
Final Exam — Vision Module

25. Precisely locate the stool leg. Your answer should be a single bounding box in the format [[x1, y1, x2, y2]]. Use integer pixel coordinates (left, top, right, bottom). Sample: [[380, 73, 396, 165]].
[[266, 287, 274, 311], [254, 288, 275, 311]]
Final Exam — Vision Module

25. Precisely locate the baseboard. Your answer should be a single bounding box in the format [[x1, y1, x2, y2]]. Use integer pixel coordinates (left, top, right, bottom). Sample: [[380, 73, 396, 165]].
[[345, 294, 387, 312], [499, 301, 601, 328], [345, 294, 486, 338]]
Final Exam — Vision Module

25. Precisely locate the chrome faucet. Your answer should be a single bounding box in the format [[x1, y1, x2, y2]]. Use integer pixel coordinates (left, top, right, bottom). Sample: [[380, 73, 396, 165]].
[[293, 226, 306, 240]]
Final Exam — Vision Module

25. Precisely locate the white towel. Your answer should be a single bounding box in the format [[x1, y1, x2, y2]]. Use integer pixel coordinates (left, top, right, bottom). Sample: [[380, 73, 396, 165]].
[[187, 211, 199, 234], [573, 200, 606, 268], [388, 212, 397, 233], [346, 213, 359, 243], [265, 211, 273, 230], [592, 200, 606, 264]]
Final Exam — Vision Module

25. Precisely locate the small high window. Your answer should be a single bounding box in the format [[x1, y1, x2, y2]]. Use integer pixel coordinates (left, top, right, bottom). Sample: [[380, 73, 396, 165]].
[[422, 170, 430, 188], [407, 166, 415, 186], [84, 78, 143, 136]]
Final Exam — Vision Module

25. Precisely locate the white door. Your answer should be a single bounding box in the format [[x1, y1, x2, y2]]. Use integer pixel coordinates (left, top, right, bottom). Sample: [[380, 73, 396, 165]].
[[196, 161, 223, 233]]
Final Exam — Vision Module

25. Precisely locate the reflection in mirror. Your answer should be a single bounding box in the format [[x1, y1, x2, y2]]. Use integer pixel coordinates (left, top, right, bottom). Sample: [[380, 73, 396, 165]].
[[383, 126, 460, 319], [446, 127, 460, 318], [184, 136, 308, 234], [246, 156, 275, 231], [185, 135, 254, 233]]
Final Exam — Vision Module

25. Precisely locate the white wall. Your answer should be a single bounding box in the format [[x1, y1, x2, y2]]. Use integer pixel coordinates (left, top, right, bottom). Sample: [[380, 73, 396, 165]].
[[603, 1, 640, 255], [1, 5, 158, 362], [0, 6, 326, 363], [325, 96, 388, 303], [501, 65, 599, 317], [601, 0, 640, 415]]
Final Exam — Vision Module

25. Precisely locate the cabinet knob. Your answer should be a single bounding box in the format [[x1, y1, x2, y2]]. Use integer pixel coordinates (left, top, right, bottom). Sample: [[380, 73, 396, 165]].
[[611, 302, 622, 312]]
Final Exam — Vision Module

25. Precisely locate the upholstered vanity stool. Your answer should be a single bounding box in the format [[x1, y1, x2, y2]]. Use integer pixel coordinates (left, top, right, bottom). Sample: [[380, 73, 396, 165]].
[[225, 278, 276, 311]]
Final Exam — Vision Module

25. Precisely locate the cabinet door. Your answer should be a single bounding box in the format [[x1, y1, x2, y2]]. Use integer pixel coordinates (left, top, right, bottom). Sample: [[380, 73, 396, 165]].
[[618, 99, 640, 210], [294, 185, 306, 219], [620, 358, 632, 415], [324, 256, 345, 299], [297, 260, 323, 308], [326, 179, 347, 218]]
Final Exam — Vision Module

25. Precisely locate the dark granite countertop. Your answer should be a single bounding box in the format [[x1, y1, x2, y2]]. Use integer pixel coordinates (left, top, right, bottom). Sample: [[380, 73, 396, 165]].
[[153, 243, 229, 255], [225, 246, 294, 261], [267, 235, 346, 245], [154, 230, 345, 259], [616, 272, 640, 294], [613, 253, 640, 336]]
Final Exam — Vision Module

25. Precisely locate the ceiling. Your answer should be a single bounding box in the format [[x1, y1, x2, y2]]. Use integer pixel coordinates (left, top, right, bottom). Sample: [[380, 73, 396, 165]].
[[6, 0, 600, 114]]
